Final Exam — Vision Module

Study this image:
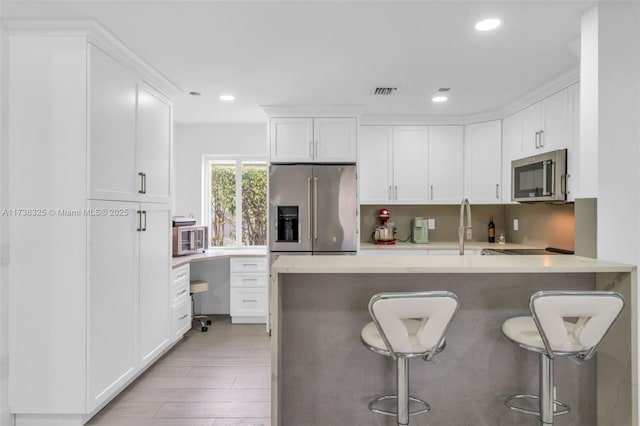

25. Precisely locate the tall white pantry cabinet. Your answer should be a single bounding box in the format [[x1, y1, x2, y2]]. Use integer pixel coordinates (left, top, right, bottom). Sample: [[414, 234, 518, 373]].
[[6, 22, 176, 426]]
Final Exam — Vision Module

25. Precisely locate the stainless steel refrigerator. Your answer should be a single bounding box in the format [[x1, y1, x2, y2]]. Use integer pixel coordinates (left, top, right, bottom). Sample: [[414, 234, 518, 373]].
[[268, 164, 357, 254]]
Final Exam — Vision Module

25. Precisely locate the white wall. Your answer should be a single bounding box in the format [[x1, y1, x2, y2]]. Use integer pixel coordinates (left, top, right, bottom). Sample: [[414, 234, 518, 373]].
[[174, 123, 267, 313], [582, 3, 640, 420], [174, 123, 267, 224]]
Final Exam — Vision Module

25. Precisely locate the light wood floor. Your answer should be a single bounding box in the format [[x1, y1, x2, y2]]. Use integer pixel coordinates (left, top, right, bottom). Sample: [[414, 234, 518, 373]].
[[87, 316, 271, 426]]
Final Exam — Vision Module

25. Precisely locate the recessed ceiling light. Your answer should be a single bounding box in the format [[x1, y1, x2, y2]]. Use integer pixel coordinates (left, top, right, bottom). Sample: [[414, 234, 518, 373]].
[[432, 96, 448, 103], [219, 94, 235, 101], [475, 18, 501, 31]]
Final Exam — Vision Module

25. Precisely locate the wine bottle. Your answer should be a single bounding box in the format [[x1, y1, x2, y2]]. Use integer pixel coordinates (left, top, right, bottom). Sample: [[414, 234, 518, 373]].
[[488, 214, 495, 243]]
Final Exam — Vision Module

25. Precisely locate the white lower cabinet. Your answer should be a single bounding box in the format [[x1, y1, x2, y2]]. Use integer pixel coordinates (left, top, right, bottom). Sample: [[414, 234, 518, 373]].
[[230, 257, 268, 323], [171, 264, 192, 343]]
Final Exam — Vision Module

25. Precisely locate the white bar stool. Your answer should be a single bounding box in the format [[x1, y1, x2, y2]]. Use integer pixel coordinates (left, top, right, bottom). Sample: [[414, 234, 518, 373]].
[[360, 291, 459, 426], [190, 279, 212, 332], [502, 290, 624, 425]]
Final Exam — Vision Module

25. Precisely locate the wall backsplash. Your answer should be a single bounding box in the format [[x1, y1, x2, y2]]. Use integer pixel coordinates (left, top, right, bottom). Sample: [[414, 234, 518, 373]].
[[504, 203, 575, 250], [360, 203, 575, 249], [360, 204, 506, 244]]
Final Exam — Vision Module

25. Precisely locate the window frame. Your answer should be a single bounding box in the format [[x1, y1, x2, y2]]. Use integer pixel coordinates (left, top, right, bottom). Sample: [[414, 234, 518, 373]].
[[202, 155, 267, 249]]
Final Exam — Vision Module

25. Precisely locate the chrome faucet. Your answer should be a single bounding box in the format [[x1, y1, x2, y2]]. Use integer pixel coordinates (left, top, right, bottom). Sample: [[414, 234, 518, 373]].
[[458, 198, 472, 255]]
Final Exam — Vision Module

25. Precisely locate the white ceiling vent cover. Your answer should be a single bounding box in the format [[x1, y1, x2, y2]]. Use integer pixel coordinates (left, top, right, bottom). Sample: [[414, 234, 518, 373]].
[[372, 87, 398, 96]]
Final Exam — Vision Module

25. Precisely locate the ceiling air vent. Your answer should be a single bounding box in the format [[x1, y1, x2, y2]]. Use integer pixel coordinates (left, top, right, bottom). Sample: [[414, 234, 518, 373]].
[[372, 87, 398, 96]]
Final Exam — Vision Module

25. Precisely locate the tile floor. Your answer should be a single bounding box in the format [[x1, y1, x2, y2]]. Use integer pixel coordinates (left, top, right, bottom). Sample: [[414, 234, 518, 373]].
[[87, 316, 271, 426]]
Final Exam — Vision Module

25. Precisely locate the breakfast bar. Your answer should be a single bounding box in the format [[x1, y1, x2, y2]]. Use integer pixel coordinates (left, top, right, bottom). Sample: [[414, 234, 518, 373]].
[[270, 255, 636, 426]]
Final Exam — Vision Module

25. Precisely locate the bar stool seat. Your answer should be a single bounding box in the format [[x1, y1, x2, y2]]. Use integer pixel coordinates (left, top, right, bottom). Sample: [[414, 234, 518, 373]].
[[190, 279, 212, 332], [361, 291, 459, 426], [503, 290, 624, 425]]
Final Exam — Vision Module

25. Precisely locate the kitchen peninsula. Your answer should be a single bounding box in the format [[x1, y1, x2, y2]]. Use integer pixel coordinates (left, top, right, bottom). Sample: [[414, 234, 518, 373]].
[[270, 255, 636, 426]]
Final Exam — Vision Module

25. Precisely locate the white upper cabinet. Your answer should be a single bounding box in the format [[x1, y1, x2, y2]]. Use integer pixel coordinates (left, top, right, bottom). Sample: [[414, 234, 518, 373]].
[[89, 46, 137, 201], [90, 46, 172, 202], [358, 126, 393, 204], [567, 83, 579, 201], [314, 118, 357, 162], [428, 126, 463, 204], [501, 113, 523, 203], [359, 126, 429, 205], [392, 127, 429, 204], [464, 120, 502, 204], [520, 88, 571, 156], [136, 84, 172, 202], [270, 117, 356, 163], [270, 118, 314, 162]]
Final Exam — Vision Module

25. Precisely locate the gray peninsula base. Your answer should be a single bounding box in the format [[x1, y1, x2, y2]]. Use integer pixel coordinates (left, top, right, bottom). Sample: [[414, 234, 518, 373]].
[[274, 272, 630, 426]]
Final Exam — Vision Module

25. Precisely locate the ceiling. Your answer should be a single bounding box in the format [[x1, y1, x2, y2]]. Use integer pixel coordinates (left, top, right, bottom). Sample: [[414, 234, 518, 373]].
[[2, 1, 594, 123]]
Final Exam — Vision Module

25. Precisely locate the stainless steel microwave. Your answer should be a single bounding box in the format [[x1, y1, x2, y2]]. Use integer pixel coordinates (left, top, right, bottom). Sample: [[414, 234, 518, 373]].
[[172, 225, 208, 256], [511, 149, 568, 203]]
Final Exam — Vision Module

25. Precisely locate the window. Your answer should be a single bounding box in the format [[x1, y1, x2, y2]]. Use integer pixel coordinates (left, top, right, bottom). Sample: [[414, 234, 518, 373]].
[[204, 157, 267, 247]]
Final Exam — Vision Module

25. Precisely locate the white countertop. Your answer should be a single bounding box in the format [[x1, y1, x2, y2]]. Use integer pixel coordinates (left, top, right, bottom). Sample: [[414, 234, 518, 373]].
[[359, 241, 541, 250], [172, 247, 267, 268], [272, 254, 634, 274]]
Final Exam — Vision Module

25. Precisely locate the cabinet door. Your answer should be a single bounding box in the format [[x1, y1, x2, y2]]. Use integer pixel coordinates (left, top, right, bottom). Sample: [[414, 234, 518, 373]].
[[464, 120, 502, 204], [358, 126, 393, 204], [428, 126, 463, 204], [89, 45, 137, 201], [541, 88, 570, 153], [393, 127, 429, 204], [136, 84, 172, 202], [520, 102, 542, 156], [139, 203, 171, 368], [270, 118, 314, 162], [87, 200, 138, 412], [502, 113, 523, 203], [313, 117, 357, 162], [567, 83, 579, 201]]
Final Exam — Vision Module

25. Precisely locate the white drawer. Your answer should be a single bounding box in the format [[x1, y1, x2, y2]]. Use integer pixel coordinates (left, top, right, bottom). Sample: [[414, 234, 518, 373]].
[[230, 257, 267, 273], [172, 298, 191, 342], [230, 287, 267, 317], [231, 272, 267, 288], [172, 264, 190, 284], [171, 278, 190, 304]]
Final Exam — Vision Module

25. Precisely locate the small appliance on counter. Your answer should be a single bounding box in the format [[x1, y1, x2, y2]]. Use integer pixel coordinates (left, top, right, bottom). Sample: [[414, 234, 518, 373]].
[[373, 208, 395, 245], [172, 216, 208, 256], [411, 217, 429, 244]]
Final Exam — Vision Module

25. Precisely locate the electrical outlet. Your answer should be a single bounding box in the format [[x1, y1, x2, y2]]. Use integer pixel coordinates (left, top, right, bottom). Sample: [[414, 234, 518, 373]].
[[466, 229, 472, 240], [427, 218, 435, 230], [513, 219, 519, 231]]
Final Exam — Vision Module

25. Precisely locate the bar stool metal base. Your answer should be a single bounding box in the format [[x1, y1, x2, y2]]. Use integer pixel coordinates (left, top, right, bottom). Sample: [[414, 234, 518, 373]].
[[368, 395, 431, 417], [506, 394, 569, 417]]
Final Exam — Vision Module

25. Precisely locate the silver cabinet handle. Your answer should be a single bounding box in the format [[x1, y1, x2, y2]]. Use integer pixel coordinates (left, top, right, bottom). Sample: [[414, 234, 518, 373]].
[[539, 130, 545, 148], [388, 185, 392, 201], [313, 177, 318, 240], [394, 185, 398, 200], [178, 314, 188, 320], [176, 272, 188, 280], [561, 174, 570, 195], [307, 177, 312, 240], [242, 299, 258, 303], [138, 172, 146, 194], [534, 132, 540, 149], [137, 210, 143, 231], [430, 185, 434, 200], [496, 184, 500, 199], [242, 278, 259, 282], [177, 289, 187, 296]]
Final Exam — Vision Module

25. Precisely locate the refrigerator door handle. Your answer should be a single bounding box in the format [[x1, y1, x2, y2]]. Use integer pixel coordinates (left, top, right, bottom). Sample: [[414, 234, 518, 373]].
[[307, 177, 312, 240], [313, 177, 318, 240]]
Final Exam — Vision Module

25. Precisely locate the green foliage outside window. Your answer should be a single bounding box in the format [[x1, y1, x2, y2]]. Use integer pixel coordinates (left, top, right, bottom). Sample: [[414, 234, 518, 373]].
[[210, 161, 266, 247]]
